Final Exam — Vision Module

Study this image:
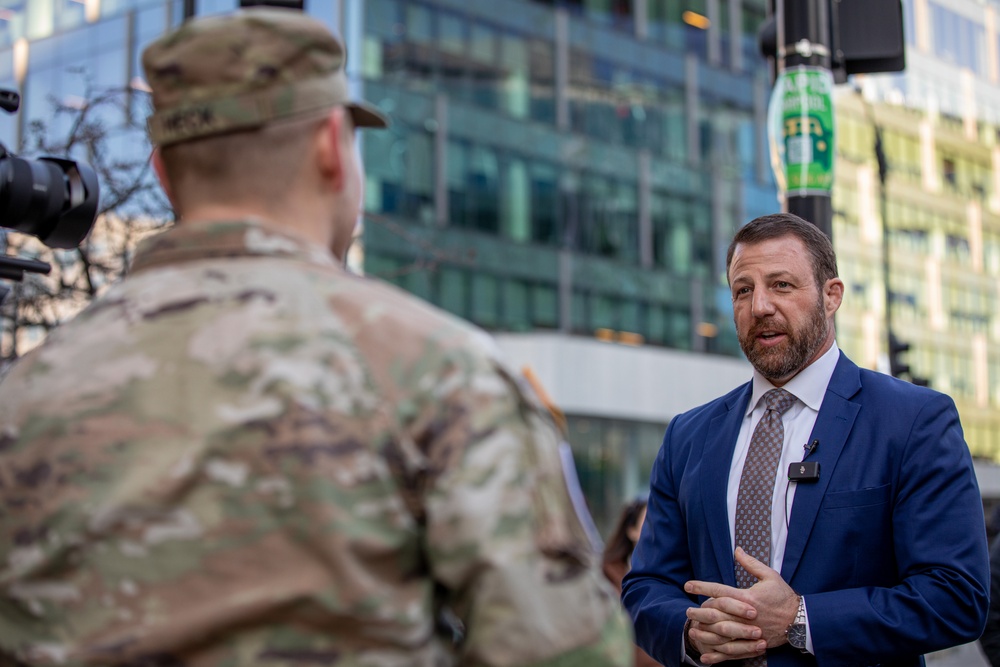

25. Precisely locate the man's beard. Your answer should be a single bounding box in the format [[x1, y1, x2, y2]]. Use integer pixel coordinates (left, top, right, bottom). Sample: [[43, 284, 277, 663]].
[[739, 296, 828, 383]]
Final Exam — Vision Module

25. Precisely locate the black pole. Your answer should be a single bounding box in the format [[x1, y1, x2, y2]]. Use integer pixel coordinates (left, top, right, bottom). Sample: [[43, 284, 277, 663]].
[[873, 121, 895, 367], [860, 91, 929, 386], [0, 256, 51, 282], [183, 0, 196, 21], [778, 0, 833, 239]]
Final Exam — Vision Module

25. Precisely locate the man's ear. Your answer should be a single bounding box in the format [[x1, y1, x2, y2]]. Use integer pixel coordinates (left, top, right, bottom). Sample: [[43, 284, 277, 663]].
[[824, 277, 845, 317], [150, 148, 175, 205], [317, 106, 348, 193]]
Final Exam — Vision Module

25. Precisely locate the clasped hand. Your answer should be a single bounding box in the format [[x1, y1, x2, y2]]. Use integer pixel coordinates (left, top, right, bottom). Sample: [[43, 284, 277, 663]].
[[683, 547, 799, 665]]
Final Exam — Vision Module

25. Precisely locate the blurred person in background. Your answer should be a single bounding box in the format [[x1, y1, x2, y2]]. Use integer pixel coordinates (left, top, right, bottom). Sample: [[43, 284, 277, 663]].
[[0, 8, 633, 666], [604, 496, 662, 667]]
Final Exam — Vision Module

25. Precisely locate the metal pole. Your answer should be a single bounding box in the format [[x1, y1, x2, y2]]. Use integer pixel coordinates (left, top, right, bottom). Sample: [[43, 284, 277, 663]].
[[183, 0, 196, 21], [862, 92, 925, 384], [856, 92, 892, 360], [873, 123, 893, 359], [779, 0, 833, 238]]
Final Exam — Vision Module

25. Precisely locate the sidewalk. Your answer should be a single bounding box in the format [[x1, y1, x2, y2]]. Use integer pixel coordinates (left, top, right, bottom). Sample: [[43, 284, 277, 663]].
[[927, 641, 989, 667]]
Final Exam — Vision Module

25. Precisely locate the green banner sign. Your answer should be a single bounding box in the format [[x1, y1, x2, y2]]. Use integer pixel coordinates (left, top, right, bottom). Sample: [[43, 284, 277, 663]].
[[767, 66, 835, 196]]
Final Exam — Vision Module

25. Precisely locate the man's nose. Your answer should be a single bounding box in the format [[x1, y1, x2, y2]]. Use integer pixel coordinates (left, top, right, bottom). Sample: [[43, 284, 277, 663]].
[[751, 289, 776, 318]]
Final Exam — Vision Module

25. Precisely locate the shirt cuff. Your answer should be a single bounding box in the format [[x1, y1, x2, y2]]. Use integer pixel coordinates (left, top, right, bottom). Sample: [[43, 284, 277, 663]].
[[803, 596, 815, 654], [682, 618, 703, 665]]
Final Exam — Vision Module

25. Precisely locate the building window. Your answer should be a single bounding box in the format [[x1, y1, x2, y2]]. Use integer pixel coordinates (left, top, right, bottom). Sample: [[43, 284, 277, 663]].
[[929, 2, 985, 75], [942, 157, 956, 188], [364, 122, 435, 225], [502, 279, 531, 330], [438, 266, 469, 319], [471, 273, 499, 327], [577, 174, 639, 261], [565, 414, 668, 535]]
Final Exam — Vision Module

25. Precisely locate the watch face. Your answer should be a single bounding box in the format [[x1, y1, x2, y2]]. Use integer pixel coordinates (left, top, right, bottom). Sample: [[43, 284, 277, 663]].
[[788, 624, 807, 650]]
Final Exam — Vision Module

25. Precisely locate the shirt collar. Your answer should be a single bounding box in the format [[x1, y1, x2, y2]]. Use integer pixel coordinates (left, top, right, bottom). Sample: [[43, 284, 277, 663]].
[[129, 218, 340, 275], [746, 341, 840, 416]]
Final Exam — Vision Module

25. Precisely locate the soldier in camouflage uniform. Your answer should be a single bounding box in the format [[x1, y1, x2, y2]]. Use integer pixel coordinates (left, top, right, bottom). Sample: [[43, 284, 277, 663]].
[[0, 8, 633, 667]]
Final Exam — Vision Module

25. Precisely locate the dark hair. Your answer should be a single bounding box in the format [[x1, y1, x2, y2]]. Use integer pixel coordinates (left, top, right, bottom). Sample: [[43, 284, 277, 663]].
[[725, 212, 838, 290], [602, 497, 648, 569]]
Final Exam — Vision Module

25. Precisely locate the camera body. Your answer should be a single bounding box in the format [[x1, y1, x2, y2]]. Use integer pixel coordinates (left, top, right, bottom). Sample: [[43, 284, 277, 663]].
[[0, 88, 100, 283]]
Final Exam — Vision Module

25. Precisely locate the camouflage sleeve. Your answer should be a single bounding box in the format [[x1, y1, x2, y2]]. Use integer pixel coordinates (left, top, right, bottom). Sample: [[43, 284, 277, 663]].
[[397, 347, 634, 667]]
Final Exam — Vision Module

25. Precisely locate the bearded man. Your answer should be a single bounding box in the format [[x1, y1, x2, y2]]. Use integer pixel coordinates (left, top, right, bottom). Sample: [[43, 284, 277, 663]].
[[622, 212, 988, 667]]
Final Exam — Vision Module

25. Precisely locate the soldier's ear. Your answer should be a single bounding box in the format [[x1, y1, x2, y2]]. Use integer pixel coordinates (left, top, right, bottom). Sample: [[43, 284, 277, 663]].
[[150, 148, 175, 205], [317, 106, 350, 193]]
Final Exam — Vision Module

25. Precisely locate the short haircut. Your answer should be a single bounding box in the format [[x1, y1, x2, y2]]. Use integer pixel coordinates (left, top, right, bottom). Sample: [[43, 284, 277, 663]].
[[158, 110, 335, 214], [725, 212, 839, 289]]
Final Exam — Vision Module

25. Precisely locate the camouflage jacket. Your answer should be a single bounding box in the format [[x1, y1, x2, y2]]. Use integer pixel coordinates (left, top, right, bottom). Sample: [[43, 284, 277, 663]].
[[0, 220, 632, 667]]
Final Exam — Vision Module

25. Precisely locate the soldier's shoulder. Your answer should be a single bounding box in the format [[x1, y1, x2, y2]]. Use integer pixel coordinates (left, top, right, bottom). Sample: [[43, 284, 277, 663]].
[[343, 273, 501, 360]]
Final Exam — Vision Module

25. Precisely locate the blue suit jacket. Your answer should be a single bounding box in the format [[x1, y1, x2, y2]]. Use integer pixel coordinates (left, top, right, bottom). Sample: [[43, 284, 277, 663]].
[[622, 352, 989, 667]]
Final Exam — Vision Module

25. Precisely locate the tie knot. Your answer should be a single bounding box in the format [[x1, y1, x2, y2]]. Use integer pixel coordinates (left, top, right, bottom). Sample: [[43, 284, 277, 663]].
[[763, 388, 796, 414]]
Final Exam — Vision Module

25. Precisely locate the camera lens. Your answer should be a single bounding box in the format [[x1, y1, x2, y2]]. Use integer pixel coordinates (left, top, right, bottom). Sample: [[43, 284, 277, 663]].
[[0, 155, 99, 249]]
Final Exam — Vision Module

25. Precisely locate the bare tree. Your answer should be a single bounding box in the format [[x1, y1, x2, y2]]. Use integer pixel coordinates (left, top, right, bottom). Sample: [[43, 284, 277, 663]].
[[0, 80, 171, 371]]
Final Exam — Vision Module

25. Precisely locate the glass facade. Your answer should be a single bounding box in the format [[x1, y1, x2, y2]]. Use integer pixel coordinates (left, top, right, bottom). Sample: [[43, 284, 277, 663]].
[[929, 1, 987, 75], [360, 0, 775, 363], [884, 0, 1000, 125], [567, 412, 667, 535]]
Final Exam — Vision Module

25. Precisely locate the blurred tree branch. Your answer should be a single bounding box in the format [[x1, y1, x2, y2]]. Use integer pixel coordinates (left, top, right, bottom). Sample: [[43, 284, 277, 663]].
[[0, 77, 171, 372]]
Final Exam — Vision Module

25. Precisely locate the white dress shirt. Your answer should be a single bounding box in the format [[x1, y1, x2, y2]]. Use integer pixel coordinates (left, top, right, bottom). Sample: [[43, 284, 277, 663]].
[[726, 341, 839, 574], [682, 343, 840, 665], [725, 341, 839, 654]]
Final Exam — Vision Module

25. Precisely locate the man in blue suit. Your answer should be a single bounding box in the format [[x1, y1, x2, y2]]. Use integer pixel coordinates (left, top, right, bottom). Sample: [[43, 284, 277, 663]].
[[622, 213, 989, 667]]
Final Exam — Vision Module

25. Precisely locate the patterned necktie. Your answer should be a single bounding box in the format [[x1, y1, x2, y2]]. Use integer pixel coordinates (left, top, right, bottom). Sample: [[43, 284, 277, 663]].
[[734, 388, 796, 667]]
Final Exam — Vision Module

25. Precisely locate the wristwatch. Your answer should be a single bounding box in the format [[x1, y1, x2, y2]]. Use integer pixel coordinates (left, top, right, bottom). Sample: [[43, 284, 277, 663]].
[[786, 595, 808, 652]]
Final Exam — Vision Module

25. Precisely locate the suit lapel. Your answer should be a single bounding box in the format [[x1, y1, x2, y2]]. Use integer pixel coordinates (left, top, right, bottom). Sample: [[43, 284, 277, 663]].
[[780, 353, 862, 583], [703, 384, 752, 586]]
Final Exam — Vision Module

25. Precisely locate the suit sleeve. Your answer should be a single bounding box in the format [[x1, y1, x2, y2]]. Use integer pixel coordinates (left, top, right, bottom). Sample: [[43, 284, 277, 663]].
[[804, 392, 989, 664], [621, 417, 698, 667]]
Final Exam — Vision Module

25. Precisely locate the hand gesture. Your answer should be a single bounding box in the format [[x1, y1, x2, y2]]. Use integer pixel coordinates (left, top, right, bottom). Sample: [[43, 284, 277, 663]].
[[684, 548, 800, 663]]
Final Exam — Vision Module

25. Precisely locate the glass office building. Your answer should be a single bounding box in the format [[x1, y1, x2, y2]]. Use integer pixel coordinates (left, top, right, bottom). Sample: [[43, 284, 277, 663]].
[[830, 0, 1000, 460], [833, 92, 1000, 459], [359, 0, 777, 356], [0, 0, 779, 531]]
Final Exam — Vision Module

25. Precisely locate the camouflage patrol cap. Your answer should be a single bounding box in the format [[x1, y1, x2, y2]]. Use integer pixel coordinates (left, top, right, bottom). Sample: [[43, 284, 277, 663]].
[[142, 7, 388, 147]]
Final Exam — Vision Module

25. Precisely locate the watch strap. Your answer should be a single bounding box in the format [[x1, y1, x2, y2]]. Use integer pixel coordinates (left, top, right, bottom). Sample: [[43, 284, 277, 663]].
[[786, 595, 808, 652]]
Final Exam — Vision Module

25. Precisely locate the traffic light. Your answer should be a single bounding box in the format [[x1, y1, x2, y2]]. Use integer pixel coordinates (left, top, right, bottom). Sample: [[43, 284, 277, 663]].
[[888, 332, 911, 379], [888, 332, 931, 385], [829, 0, 906, 83], [757, 0, 905, 86]]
